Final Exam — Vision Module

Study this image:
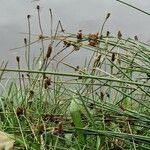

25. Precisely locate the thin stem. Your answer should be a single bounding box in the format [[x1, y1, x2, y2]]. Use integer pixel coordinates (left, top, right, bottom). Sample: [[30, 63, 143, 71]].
[[116, 0, 150, 16], [27, 15, 31, 70]]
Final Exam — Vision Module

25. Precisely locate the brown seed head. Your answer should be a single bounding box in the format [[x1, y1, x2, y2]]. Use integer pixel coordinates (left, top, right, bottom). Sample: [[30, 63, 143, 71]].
[[106, 13, 111, 19], [16, 56, 20, 63], [111, 53, 115, 62], [46, 44, 52, 58], [134, 35, 138, 41], [21, 74, 24, 78], [38, 34, 44, 40], [16, 107, 25, 117], [117, 31, 122, 39], [100, 92, 104, 101], [27, 15, 31, 19], [37, 5, 40, 10], [26, 73, 30, 78], [52, 122, 64, 135], [106, 92, 110, 98], [106, 31, 110, 37], [43, 114, 54, 122], [38, 125, 44, 134], [29, 90, 34, 99], [24, 38, 27, 45], [100, 34, 103, 40], [44, 77, 51, 89], [75, 66, 80, 71], [88, 33, 99, 47], [63, 41, 71, 48], [77, 30, 82, 42]]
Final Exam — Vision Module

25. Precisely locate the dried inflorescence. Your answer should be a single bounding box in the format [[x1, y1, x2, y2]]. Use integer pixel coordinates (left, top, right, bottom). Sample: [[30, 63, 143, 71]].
[[89, 103, 95, 109], [21, 74, 24, 79], [26, 73, 30, 81], [111, 139, 124, 149], [88, 33, 99, 47], [63, 41, 71, 48], [72, 44, 80, 51], [106, 31, 110, 37], [117, 31, 122, 39], [134, 35, 138, 41], [43, 114, 63, 124], [28, 90, 34, 100], [16, 107, 26, 117], [36, 5, 40, 10], [27, 14, 31, 19], [43, 114, 55, 122], [106, 13, 111, 20], [24, 38, 27, 45], [52, 122, 64, 136], [100, 91, 104, 101], [104, 114, 112, 125], [16, 56, 20, 63], [37, 125, 45, 134], [44, 76, 51, 89], [75, 65, 80, 71], [77, 30, 82, 42], [111, 53, 116, 62], [106, 92, 110, 98], [46, 44, 52, 58]]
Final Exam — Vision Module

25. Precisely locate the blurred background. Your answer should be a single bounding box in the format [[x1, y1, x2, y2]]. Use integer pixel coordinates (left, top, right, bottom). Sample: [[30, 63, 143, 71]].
[[0, 0, 149, 67]]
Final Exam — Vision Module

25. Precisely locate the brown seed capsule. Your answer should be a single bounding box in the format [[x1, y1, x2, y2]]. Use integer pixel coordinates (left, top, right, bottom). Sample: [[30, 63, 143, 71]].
[[52, 122, 64, 135], [73, 45, 80, 51], [89, 103, 94, 109], [26, 73, 30, 78], [28, 90, 34, 100], [44, 76, 51, 89], [75, 66, 80, 71], [88, 33, 99, 47], [38, 125, 44, 134], [63, 41, 71, 48], [43, 114, 55, 122], [100, 92, 104, 101], [16, 56, 20, 63], [104, 114, 111, 125], [46, 44, 52, 58], [58, 122, 63, 134], [106, 13, 110, 19], [77, 30, 82, 42], [22, 74, 24, 78], [111, 53, 115, 62], [27, 15, 31, 19], [117, 31, 122, 39], [106, 31, 110, 37], [37, 5, 40, 10], [24, 38, 27, 45], [16, 107, 26, 117], [106, 92, 110, 98], [134, 35, 138, 41]]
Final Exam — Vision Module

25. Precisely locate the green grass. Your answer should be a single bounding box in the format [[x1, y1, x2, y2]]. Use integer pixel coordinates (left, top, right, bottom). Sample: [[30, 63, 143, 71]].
[[0, 2, 150, 150]]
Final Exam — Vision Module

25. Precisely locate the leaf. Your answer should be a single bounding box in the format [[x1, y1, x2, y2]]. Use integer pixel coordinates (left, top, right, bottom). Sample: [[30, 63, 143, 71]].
[[69, 96, 85, 145], [0, 131, 15, 150]]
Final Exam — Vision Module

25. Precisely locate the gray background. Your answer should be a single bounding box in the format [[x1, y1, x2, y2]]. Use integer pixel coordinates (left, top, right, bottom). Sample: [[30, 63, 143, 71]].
[[0, 0, 150, 67]]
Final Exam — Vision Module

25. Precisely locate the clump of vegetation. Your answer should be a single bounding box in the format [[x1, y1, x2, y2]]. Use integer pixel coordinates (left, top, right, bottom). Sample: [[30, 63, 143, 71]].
[[0, 1, 150, 150]]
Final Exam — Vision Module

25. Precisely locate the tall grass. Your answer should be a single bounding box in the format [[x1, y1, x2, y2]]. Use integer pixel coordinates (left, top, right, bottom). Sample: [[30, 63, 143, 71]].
[[0, 2, 150, 150]]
